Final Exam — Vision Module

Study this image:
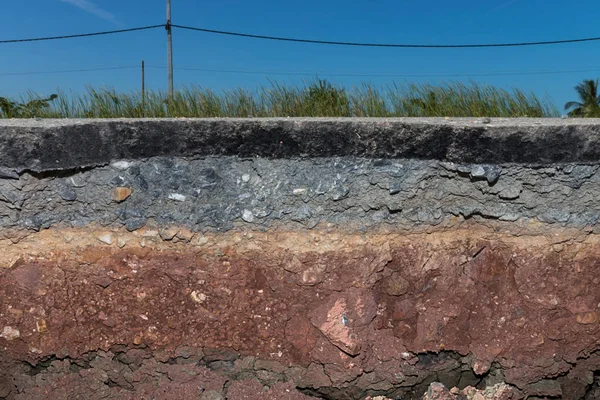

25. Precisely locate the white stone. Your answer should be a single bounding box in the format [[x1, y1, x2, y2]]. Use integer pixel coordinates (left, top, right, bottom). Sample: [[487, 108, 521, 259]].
[[0, 326, 20, 341], [96, 233, 114, 245], [470, 165, 486, 178], [190, 291, 207, 303], [191, 235, 209, 246], [168, 193, 186, 202], [242, 209, 255, 223], [111, 161, 133, 170], [293, 188, 306, 195], [242, 174, 251, 183], [117, 236, 129, 248]]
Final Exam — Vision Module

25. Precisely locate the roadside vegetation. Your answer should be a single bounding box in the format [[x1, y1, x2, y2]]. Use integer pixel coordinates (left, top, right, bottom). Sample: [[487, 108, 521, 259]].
[[564, 79, 600, 118], [0, 94, 58, 118], [1, 80, 558, 118]]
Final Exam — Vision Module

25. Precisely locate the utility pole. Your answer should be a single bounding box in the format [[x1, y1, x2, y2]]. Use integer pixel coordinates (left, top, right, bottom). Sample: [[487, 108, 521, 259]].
[[166, 0, 174, 96]]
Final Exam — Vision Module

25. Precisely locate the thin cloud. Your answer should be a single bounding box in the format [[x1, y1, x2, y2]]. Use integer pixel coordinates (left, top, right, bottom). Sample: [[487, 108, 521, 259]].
[[58, 0, 119, 25]]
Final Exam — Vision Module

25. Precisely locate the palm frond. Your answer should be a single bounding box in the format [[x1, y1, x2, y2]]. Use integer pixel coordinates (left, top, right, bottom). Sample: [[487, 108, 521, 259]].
[[564, 101, 583, 111]]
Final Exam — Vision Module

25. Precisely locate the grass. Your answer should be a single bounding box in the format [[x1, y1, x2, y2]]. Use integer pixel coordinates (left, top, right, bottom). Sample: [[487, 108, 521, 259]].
[[1, 79, 558, 118]]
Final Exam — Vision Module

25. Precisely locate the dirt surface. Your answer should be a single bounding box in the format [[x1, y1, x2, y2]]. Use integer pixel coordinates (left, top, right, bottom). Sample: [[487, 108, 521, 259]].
[[1, 225, 599, 399]]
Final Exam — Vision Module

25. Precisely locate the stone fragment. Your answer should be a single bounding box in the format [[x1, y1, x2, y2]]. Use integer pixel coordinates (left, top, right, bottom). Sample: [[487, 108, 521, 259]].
[[331, 185, 350, 201], [113, 187, 132, 202], [575, 311, 598, 324], [96, 233, 114, 245], [484, 165, 503, 184], [168, 193, 186, 202], [241, 209, 255, 223], [470, 165, 502, 184], [111, 161, 133, 170], [125, 218, 146, 232], [190, 291, 207, 303], [116, 236, 129, 248], [470, 166, 486, 179], [159, 227, 179, 241], [191, 235, 209, 246], [36, 319, 48, 333], [0, 326, 20, 341], [423, 382, 454, 400], [473, 360, 491, 375], [311, 298, 362, 355], [241, 174, 251, 183]]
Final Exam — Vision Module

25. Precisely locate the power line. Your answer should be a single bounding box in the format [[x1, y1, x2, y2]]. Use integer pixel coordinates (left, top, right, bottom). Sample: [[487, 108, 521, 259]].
[[0, 66, 139, 76], [172, 24, 600, 48], [146, 65, 600, 78], [2, 22, 600, 49], [0, 25, 164, 44]]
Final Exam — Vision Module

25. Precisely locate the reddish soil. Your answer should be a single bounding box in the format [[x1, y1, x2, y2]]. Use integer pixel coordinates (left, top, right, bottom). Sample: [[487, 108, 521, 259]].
[[0, 226, 599, 399]]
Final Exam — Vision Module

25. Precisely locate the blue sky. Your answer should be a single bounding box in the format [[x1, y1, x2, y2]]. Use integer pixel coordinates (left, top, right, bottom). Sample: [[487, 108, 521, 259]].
[[2, 0, 600, 111]]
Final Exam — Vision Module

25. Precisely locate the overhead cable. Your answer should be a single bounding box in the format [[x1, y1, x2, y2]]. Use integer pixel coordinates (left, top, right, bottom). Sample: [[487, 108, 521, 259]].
[[172, 24, 600, 48], [0, 25, 164, 44]]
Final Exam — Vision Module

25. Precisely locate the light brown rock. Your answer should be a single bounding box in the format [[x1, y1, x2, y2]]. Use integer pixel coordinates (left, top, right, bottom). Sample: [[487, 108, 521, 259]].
[[113, 187, 132, 202]]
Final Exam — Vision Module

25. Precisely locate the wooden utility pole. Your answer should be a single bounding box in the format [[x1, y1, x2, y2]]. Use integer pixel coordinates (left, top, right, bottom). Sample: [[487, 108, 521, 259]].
[[141, 60, 145, 117], [166, 0, 174, 96]]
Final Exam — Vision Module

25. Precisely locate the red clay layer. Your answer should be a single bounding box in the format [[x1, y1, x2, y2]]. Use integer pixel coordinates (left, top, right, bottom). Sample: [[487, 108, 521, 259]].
[[0, 227, 599, 399]]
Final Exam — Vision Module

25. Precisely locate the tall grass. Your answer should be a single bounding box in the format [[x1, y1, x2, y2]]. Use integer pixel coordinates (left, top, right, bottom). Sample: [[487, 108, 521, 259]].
[[2, 80, 558, 118]]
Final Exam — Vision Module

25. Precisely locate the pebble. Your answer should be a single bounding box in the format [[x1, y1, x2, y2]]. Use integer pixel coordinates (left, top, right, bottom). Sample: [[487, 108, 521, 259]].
[[576, 312, 598, 324], [168, 193, 186, 202], [242, 174, 251, 183], [190, 291, 207, 303], [191, 235, 209, 246], [111, 161, 133, 171], [97, 233, 114, 245], [36, 319, 48, 333], [159, 227, 179, 241], [125, 218, 146, 232], [117, 236, 130, 248], [242, 209, 255, 223], [470, 166, 486, 179], [113, 187, 132, 202], [0, 326, 20, 341]]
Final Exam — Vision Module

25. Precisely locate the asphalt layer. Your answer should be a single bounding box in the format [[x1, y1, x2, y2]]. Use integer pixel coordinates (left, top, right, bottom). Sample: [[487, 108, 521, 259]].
[[1, 118, 600, 172]]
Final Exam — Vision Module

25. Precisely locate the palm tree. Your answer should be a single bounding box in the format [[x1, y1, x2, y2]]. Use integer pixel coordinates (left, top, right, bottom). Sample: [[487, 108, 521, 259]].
[[564, 79, 600, 117]]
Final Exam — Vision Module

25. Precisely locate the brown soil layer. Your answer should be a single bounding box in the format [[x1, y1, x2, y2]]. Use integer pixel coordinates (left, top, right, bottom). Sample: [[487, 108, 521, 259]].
[[1, 224, 599, 399]]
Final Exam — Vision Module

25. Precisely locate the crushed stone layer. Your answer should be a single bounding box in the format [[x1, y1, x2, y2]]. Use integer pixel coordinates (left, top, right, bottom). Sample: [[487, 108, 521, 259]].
[[3, 156, 600, 234], [1, 225, 599, 399]]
